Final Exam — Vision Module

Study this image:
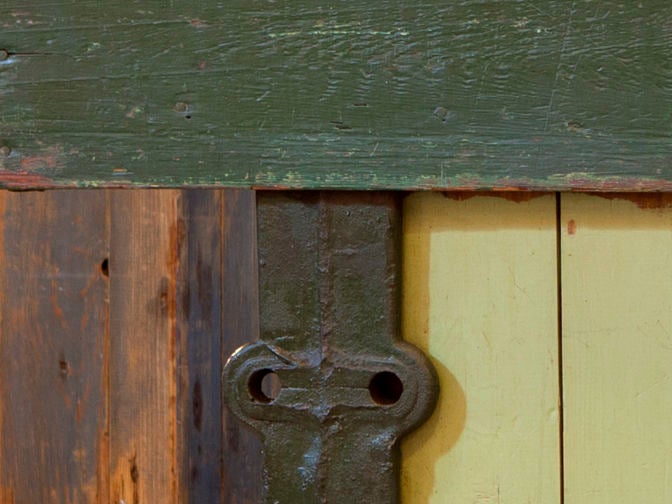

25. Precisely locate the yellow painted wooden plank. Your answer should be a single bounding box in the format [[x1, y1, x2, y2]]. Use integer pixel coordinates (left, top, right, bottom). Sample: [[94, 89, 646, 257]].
[[562, 193, 672, 504], [401, 193, 560, 503]]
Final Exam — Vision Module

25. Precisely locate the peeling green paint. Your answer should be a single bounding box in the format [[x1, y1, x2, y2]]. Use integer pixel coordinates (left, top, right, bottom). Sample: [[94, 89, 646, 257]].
[[0, 1, 671, 190]]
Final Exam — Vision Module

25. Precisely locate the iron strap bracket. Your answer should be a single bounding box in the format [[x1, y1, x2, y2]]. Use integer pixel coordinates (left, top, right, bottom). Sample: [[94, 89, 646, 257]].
[[223, 192, 439, 503]]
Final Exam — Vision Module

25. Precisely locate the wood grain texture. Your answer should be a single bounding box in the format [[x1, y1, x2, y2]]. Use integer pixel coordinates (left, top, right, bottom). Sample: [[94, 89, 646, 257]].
[[176, 191, 224, 503], [561, 194, 672, 503], [176, 189, 264, 504], [400, 192, 561, 503], [0, 189, 260, 502], [1, 2, 671, 190], [221, 190, 263, 504], [109, 190, 181, 504], [0, 191, 109, 503]]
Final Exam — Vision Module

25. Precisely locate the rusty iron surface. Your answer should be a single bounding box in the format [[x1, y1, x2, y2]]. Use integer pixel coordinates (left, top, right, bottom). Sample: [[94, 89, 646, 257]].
[[223, 192, 439, 503]]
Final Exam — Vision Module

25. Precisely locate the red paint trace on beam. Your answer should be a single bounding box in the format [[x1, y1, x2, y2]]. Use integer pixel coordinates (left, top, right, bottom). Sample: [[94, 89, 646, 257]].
[[0, 170, 59, 190], [441, 191, 547, 203], [591, 193, 672, 210], [566, 178, 672, 193]]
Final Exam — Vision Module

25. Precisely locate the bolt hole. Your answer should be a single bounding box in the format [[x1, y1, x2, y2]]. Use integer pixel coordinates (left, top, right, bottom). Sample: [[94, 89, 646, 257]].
[[185, 115, 192, 120], [100, 258, 109, 277], [59, 358, 69, 377], [248, 369, 281, 403], [369, 371, 403, 405]]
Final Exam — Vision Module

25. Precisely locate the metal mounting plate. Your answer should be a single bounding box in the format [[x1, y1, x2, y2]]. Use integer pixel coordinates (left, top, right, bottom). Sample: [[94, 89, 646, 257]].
[[223, 192, 439, 503]]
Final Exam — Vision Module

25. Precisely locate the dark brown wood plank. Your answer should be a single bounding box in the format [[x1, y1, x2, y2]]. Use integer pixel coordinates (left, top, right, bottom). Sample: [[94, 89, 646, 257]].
[[221, 190, 264, 504], [0, 190, 110, 503], [175, 189, 262, 503], [175, 190, 225, 503], [109, 190, 181, 504]]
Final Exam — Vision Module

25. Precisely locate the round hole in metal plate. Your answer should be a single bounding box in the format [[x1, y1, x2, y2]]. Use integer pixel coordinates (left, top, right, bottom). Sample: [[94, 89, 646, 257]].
[[248, 369, 281, 403], [369, 371, 403, 405]]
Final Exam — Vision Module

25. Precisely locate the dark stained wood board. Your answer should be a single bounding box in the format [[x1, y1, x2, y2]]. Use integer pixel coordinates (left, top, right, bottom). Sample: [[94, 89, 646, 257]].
[[0, 189, 262, 503], [220, 190, 264, 503], [0, 1, 671, 191], [0, 191, 110, 503]]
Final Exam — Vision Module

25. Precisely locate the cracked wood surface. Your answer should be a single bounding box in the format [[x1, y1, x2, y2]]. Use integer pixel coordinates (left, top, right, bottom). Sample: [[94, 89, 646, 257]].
[[0, 1, 671, 190]]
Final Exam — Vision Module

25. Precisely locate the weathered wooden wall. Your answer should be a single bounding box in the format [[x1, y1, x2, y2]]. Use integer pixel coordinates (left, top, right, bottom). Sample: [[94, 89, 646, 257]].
[[3, 190, 672, 503], [0, 189, 262, 503], [1, 1, 671, 190]]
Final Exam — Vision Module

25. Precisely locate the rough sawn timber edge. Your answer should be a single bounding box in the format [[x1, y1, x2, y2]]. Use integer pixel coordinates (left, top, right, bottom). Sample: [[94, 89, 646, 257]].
[[1, 1, 671, 192]]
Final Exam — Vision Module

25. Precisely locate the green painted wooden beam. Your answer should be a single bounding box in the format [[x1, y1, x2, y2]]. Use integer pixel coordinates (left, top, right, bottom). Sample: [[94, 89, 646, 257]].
[[0, 1, 670, 190]]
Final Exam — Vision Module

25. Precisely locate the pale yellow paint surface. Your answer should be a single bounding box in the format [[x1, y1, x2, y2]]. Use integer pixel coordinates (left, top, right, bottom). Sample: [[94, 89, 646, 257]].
[[401, 193, 560, 503], [562, 194, 672, 504]]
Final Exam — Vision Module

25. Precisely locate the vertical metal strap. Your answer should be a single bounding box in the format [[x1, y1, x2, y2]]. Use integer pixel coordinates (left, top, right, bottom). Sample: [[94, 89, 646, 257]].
[[223, 192, 438, 503]]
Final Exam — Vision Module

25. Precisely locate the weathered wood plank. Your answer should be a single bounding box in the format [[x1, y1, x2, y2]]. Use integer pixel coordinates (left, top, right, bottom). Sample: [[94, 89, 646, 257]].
[[0, 191, 110, 503], [1, 2, 671, 190], [175, 190, 225, 503], [176, 189, 261, 503], [175, 189, 262, 503], [109, 190, 181, 504], [221, 190, 264, 503], [0, 188, 260, 501], [400, 193, 561, 502], [562, 194, 672, 503]]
